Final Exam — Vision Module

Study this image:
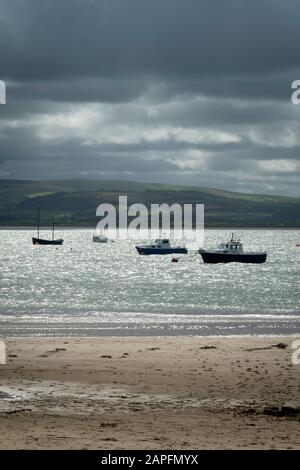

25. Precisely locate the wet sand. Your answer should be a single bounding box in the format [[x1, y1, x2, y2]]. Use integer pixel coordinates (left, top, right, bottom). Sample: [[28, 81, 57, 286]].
[[0, 336, 299, 449]]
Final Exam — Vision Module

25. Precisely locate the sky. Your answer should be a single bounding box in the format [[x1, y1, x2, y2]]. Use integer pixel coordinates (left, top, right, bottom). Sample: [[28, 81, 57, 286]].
[[0, 0, 300, 196]]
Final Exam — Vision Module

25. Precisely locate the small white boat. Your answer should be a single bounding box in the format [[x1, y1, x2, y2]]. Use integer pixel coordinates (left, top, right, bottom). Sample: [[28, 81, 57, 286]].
[[92, 233, 108, 243]]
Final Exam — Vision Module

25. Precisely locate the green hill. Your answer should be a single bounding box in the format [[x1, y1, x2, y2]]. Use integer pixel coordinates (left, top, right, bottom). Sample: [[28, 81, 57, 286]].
[[0, 179, 299, 227]]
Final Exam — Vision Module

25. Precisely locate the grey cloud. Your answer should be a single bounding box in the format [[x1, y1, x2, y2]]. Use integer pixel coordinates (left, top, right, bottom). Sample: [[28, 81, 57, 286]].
[[1, 0, 300, 81], [1, 0, 300, 195], [9, 78, 148, 104]]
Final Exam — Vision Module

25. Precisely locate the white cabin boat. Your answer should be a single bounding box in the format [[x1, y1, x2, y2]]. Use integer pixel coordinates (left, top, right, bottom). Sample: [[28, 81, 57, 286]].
[[136, 238, 187, 255], [92, 233, 108, 243]]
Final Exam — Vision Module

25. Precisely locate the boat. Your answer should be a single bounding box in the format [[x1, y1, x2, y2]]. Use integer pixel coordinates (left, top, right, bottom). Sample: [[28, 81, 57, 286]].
[[92, 233, 108, 243], [199, 233, 267, 264], [136, 238, 187, 255], [32, 209, 64, 246]]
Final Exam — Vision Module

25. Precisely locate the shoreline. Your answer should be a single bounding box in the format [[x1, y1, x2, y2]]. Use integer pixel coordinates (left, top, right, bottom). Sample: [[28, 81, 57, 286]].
[[1, 321, 300, 337], [2, 333, 300, 339], [0, 335, 299, 449]]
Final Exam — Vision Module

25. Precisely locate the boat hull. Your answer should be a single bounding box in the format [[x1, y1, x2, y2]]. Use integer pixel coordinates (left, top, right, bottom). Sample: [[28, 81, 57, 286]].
[[199, 251, 267, 264], [93, 236, 108, 243], [32, 237, 64, 246], [136, 246, 187, 255]]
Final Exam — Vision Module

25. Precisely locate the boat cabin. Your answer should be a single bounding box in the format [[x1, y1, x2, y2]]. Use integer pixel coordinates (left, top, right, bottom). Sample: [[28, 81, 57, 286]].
[[153, 239, 170, 248], [136, 238, 187, 255], [93, 234, 108, 242], [216, 240, 243, 254]]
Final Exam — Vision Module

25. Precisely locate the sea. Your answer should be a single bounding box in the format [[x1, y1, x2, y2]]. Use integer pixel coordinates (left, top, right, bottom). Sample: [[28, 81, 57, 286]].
[[0, 229, 299, 336]]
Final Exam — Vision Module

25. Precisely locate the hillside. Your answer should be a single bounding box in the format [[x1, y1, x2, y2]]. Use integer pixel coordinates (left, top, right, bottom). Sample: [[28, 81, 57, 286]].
[[0, 179, 299, 227]]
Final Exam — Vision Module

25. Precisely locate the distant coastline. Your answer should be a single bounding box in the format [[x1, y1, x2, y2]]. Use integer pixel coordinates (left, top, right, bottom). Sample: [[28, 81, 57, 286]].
[[1, 226, 300, 230], [0, 179, 300, 228]]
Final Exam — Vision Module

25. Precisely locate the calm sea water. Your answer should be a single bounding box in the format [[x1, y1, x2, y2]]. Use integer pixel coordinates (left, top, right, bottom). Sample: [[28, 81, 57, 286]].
[[0, 229, 300, 336]]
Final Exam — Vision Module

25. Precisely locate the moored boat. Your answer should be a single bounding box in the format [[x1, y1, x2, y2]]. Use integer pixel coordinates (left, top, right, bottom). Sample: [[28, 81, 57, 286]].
[[32, 236, 63, 246], [136, 238, 187, 255], [92, 233, 108, 243], [32, 209, 63, 245], [199, 234, 267, 264]]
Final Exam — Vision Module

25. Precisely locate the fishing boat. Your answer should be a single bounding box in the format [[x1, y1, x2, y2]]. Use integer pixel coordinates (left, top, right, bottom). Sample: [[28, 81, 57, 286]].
[[136, 238, 187, 255], [199, 233, 267, 264], [92, 233, 108, 243], [32, 209, 64, 245]]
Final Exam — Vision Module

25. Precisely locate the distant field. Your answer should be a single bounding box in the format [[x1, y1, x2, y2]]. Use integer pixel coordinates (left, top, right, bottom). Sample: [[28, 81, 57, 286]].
[[0, 179, 299, 227]]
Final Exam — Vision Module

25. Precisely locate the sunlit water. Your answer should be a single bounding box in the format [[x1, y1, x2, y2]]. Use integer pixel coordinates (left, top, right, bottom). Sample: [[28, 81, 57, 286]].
[[0, 229, 299, 336]]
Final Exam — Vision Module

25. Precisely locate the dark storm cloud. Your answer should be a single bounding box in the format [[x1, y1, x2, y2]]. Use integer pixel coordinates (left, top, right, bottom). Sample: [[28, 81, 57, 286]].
[[1, 0, 300, 195], [9, 78, 148, 104], [1, 0, 300, 103], [1, 0, 300, 81]]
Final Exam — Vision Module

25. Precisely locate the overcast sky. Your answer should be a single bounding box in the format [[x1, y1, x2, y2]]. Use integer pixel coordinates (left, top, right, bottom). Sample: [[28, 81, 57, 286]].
[[1, 0, 300, 195]]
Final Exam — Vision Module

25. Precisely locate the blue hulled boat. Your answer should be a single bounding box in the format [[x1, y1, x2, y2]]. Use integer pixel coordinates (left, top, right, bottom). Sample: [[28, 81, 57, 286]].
[[136, 239, 187, 255], [199, 234, 267, 264]]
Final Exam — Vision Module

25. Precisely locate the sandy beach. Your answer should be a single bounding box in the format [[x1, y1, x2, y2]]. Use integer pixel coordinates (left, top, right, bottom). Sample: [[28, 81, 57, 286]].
[[0, 336, 299, 449]]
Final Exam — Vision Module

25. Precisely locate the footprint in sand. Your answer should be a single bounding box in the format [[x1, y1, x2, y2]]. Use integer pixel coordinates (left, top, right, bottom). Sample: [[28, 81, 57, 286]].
[[38, 348, 66, 357]]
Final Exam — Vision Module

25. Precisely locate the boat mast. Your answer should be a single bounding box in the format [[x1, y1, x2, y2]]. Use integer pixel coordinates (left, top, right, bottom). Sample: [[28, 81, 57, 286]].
[[37, 208, 40, 239], [52, 220, 55, 240]]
